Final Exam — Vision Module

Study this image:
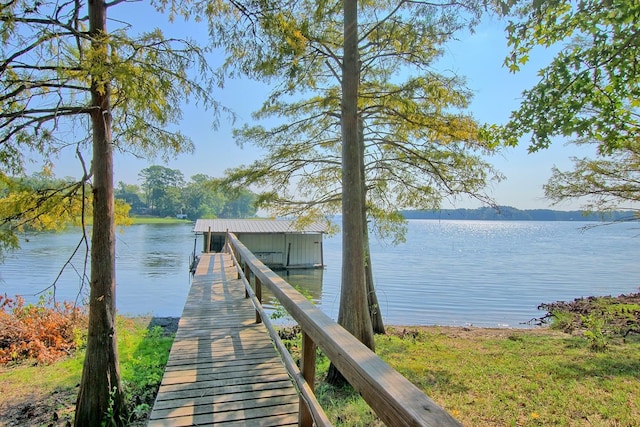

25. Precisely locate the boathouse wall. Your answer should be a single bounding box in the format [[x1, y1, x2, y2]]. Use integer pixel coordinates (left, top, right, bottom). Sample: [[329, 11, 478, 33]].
[[194, 219, 326, 269], [236, 233, 322, 268]]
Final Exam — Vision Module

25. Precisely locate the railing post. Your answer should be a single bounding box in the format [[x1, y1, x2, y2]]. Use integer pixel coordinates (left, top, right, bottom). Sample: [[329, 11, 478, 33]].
[[244, 262, 251, 299], [299, 331, 316, 427], [255, 276, 262, 324]]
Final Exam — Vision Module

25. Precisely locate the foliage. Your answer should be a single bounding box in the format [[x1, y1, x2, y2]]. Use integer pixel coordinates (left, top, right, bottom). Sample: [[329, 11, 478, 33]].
[[402, 205, 636, 221], [117, 318, 174, 424], [0, 173, 131, 265], [0, 174, 83, 257], [0, 0, 219, 258], [535, 293, 640, 347], [192, 0, 502, 239], [500, 0, 640, 213], [0, 315, 175, 426], [582, 314, 610, 351], [0, 294, 88, 365], [181, 174, 226, 219], [502, 0, 640, 154], [138, 166, 186, 217], [1, 1, 216, 174], [543, 141, 640, 214], [123, 166, 258, 218]]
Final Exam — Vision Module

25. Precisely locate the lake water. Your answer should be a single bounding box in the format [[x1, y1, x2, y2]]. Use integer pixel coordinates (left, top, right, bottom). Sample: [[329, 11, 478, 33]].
[[1, 220, 638, 328]]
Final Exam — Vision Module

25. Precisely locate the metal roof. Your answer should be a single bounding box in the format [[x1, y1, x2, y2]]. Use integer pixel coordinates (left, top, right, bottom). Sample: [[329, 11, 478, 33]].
[[193, 219, 327, 234]]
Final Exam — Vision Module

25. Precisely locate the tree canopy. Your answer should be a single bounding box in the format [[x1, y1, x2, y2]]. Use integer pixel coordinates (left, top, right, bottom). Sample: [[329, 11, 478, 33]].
[[213, 0, 502, 240], [502, 0, 640, 213], [502, 0, 639, 154], [1, 0, 218, 253], [543, 142, 640, 213], [124, 165, 258, 218], [187, 0, 504, 386]]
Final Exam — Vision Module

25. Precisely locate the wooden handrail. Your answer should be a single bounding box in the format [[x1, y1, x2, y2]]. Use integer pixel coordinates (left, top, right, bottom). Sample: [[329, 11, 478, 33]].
[[225, 232, 462, 427], [225, 236, 332, 427]]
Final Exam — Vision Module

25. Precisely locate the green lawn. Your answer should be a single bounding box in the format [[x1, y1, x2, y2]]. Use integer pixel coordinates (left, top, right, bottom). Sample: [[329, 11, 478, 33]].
[[307, 326, 640, 426], [2, 323, 638, 426], [129, 216, 192, 224]]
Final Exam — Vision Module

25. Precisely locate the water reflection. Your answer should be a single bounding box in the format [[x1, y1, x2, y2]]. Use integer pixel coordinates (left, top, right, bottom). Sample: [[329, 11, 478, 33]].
[[259, 268, 324, 324], [278, 268, 324, 303]]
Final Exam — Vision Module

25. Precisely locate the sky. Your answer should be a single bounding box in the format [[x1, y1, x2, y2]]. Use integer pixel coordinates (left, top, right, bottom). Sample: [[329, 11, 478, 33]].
[[35, 2, 595, 211]]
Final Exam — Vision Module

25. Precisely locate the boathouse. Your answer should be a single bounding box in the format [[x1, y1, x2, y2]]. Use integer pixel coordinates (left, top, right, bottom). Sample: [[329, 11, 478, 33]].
[[193, 219, 327, 269]]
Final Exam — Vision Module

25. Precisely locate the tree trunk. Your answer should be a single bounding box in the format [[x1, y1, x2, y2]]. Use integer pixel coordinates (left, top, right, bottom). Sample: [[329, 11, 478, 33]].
[[75, 1, 127, 425], [327, 0, 375, 386], [359, 109, 385, 334], [364, 231, 385, 334]]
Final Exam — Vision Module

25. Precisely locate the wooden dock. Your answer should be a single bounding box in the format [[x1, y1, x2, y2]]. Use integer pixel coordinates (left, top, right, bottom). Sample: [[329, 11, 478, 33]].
[[148, 253, 299, 426]]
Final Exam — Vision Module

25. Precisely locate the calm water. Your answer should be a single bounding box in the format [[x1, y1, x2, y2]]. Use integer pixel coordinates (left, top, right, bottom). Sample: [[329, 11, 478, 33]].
[[1, 221, 638, 327], [0, 223, 195, 316]]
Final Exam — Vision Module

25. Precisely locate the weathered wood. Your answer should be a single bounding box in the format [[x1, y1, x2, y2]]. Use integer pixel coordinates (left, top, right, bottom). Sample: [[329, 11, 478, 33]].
[[227, 233, 463, 427], [255, 276, 263, 323], [299, 331, 316, 427], [148, 253, 299, 426], [227, 241, 333, 427]]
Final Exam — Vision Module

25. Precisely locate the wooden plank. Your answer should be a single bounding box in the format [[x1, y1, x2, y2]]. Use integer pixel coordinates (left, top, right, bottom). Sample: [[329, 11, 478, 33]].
[[150, 394, 299, 419], [156, 373, 294, 395], [162, 361, 287, 377], [153, 382, 297, 406], [165, 353, 281, 369], [148, 253, 299, 426], [148, 412, 298, 427]]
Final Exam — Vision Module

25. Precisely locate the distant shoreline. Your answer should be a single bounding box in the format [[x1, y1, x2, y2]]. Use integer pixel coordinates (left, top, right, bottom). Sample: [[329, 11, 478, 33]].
[[402, 206, 636, 222]]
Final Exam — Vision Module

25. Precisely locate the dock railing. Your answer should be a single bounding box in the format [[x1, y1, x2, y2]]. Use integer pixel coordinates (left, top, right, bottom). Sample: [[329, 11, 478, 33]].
[[224, 231, 462, 427]]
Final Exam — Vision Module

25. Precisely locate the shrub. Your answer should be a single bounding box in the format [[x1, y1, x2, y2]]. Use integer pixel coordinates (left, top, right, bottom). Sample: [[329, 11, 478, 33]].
[[0, 293, 88, 364], [537, 292, 640, 342]]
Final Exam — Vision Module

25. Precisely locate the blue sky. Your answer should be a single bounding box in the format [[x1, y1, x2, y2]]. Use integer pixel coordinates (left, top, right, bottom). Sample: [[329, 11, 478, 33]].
[[43, 3, 593, 211]]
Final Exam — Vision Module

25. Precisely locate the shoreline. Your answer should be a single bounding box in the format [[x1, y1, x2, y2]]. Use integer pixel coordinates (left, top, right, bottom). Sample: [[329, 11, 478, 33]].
[[140, 315, 553, 340]]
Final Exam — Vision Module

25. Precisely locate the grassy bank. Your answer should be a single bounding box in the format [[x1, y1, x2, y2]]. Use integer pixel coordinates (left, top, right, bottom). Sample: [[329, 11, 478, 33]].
[[0, 316, 174, 426], [129, 216, 192, 224], [1, 322, 638, 426], [294, 326, 640, 426]]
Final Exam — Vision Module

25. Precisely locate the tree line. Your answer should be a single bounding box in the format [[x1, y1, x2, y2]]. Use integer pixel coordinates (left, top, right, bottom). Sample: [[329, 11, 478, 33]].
[[0, 165, 257, 230], [403, 206, 637, 222], [116, 165, 257, 219]]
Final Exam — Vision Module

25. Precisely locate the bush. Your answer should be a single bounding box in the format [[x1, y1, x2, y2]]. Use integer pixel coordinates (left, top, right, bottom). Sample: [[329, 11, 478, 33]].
[[0, 294, 88, 364], [536, 292, 640, 348]]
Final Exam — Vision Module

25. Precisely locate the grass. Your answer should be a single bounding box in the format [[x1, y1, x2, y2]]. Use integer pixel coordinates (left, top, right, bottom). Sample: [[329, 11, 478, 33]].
[[129, 216, 192, 224], [2, 322, 638, 426], [0, 316, 174, 426], [281, 326, 640, 426], [116, 317, 175, 423]]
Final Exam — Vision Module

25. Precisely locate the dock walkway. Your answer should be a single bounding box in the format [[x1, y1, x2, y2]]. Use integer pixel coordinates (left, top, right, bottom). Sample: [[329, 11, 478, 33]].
[[148, 253, 299, 426]]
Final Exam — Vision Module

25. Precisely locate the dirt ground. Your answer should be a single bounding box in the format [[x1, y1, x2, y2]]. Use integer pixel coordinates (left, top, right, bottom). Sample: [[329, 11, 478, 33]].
[[0, 388, 77, 427]]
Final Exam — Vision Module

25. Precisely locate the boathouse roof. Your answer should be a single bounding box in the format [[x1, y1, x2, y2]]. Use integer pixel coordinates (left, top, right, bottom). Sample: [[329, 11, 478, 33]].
[[193, 219, 327, 234]]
